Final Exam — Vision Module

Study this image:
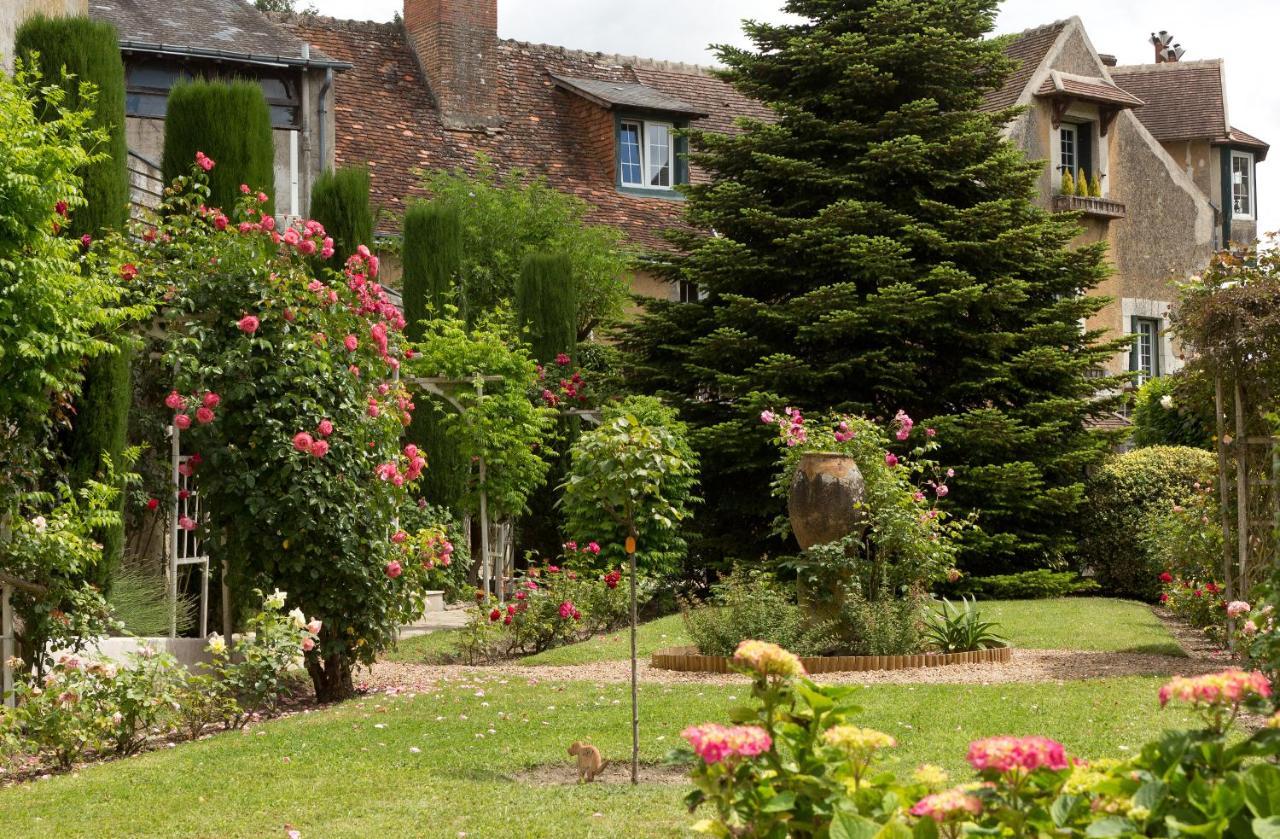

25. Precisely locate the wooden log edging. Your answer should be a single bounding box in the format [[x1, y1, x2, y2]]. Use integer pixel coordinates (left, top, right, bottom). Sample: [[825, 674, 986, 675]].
[[650, 645, 1013, 674]]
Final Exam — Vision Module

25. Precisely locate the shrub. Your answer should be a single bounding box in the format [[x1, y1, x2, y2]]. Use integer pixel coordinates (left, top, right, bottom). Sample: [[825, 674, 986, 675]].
[[307, 166, 373, 266], [682, 642, 1280, 838], [1147, 479, 1224, 635], [833, 590, 924, 656], [162, 80, 274, 215], [564, 396, 699, 577], [1130, 372, 1214, 449], [396, 500, 470, 602], [98, 647, 186, 756], [921, 596, 1007, 653], [948, 569, 1099, 599], [682, 569, 837, 658], [1079, 446, 1217, 600]]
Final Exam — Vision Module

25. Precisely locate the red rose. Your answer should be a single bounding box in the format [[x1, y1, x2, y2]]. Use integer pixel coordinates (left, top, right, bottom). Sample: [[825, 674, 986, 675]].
[[1159, 572, 1173, 584]]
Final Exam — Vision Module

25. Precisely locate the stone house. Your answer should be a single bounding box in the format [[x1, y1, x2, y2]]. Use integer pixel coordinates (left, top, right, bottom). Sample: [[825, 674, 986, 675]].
[[987, 17, 1267, 384], [86, 0, 350, 222]]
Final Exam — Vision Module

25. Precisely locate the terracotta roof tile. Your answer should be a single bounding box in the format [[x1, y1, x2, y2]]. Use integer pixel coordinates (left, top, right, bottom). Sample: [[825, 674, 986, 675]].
[[1109, 60, 1229, 142], [1227, 126, 1270, 160], [280, 17, 769, 252], [1034, 72, 1144, 108], [982, 20, 1069, 112]]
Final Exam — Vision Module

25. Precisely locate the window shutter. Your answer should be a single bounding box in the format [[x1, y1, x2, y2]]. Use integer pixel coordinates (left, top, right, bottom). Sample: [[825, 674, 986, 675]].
[[1079, 123, 1094, 186], [1129, 315, 1139, 372]]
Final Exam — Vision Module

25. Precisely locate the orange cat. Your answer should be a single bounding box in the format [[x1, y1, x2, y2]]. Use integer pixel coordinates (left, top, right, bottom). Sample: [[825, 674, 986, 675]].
[[568, 741, 607, 783]]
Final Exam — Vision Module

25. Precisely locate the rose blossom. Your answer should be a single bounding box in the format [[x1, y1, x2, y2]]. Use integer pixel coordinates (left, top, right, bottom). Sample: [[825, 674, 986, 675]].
[[344, 335, 359, 351], [194, 151, 215, 171], [317, 419, 334, 437], [237, 314, 260, 334], [1227, 601, 1252, 618], [174, 413, 192, 430], [292, 432, 314, 452], [309, 439, 330, 458], [165, 391, 185, 410], [195, 407, 215, 425], [384, 560, 403, 579]]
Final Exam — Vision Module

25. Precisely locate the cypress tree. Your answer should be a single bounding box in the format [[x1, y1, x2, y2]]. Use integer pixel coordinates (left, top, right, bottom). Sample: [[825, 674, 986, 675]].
[[17, 15, 132, 587], [621, 0, 1128, 574], [402, 202, 469, 510], [308, 166, 374, 265], [515, 253, 577, 364], [162, 80, 274, 215]]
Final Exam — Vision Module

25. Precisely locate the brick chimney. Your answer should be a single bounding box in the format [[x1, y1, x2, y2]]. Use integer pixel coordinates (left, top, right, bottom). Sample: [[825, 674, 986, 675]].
[[404, 0, 503, 130]]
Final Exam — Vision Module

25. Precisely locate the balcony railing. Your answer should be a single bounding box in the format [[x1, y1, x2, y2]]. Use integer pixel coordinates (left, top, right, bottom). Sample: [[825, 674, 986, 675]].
[[1053, 194, 1126, 220]]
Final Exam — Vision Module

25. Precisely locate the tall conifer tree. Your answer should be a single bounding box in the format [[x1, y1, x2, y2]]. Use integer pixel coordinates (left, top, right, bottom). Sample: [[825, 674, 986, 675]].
[[622, 0, 1126, 573]]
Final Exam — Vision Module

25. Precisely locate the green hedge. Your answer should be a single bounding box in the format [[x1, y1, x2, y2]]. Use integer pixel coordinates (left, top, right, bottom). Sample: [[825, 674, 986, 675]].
[[1131, 373, 1215, 450], [1078, 446, 1217, 601], [162, 80, 274, 215], [946, 569, 1099, 600], [308, 166, 373, 266]]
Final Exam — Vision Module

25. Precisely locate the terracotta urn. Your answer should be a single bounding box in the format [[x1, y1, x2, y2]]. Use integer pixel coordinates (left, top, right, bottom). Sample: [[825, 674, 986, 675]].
[[787, 452, 867, 550]]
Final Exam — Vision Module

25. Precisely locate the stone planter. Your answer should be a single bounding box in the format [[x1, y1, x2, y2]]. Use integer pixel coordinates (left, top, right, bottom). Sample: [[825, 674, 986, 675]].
[[787, 452, 866, 550]]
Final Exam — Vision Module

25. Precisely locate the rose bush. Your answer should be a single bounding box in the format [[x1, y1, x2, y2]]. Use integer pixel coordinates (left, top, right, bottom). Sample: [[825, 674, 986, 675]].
[[681, 641, 1280, 838], [131, 158, 425, 700]]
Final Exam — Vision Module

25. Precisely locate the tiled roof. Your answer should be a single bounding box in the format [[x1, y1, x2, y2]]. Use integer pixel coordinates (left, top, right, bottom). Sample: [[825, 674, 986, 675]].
[[549, 74, 707, 117], [89, 0, 342, 67], [1034, 71, 1144, 108], [279, 16, 772, 251], [1227, 126, 1270, 160], [1109, 60, 1229, 142], [983, 19, 1070, 111], [1084, 412, 1133, 433]]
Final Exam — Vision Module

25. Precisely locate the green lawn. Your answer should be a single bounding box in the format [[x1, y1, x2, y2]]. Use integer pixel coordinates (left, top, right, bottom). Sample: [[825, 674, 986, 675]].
[[387, 597, 1183, 667], [0, 675, 1197, 838]]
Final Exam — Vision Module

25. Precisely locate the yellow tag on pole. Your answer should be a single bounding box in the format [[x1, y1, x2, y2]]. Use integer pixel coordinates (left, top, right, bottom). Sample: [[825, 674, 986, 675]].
[[625, 536, 636, 555]]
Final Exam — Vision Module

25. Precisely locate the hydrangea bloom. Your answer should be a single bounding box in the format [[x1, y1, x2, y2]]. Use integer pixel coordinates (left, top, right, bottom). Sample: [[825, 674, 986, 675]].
[[1158, 669, 1271, 709], [822, 725, 896, 757], [966, 736, 1068, 775], [681, 723, 772, 764], [909, 788, 983, 823], [733, 639, 806, 678]]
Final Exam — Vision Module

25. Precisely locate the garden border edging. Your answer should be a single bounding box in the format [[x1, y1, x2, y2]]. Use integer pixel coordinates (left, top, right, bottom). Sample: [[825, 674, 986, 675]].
[[650, 645, 1012, 674]]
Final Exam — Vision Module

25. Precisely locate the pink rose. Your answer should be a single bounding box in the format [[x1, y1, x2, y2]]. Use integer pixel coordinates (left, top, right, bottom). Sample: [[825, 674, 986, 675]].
[[202, 392, 221, 409], [385, 561, 403, 579], [588, 541, 601, 555], [392, 530, 408, 544], [309, 439, 330, 458], [165, 391, 185, 410], [935, 484, 949, 498], [240, 183, 251, 194], [298, 239, 317, 256], [195, 407, 215, 425], [237, 314, 260, 334], [301, 637, 315, 652], [178, 516, 197, 532], [194, 151, 215, 171], [174, 413, 192, 430], [292, 432, 313, 452], [317, 419, 334, 437], [344, 335, 358, 352], [306, 619, 322, 634], [884, 452, 898, 467]]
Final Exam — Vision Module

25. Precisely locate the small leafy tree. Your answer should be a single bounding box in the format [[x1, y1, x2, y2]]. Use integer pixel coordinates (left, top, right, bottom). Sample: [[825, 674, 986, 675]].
[[307, 166, 373, 266], [162, 81, 275, 215], [561, 407, 698, 782], [420, 157, 630, 336], [133, 159, 422, 702]]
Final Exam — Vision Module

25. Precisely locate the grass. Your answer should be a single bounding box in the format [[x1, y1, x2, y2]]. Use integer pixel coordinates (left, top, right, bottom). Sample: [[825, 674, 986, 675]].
[[0, 675, 1198, 838], [976, 598, 1185, 656], [387, 598, 1183, 667]]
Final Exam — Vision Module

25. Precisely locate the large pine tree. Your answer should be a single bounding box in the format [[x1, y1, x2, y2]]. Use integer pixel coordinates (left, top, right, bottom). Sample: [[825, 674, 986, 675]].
[[622, 0, 1126, 574]]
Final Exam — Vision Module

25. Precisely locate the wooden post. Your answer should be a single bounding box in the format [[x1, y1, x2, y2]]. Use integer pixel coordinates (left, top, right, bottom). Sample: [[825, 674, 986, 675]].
[[627, 530, 638, 786], [1235, 380, 1250, 594], [1214, 376, 1236, 617], [2, 583, 13, 708]]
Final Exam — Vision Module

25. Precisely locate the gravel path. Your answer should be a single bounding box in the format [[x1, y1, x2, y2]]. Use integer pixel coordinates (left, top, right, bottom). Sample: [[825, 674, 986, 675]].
[[363, 645, 1226, 692]]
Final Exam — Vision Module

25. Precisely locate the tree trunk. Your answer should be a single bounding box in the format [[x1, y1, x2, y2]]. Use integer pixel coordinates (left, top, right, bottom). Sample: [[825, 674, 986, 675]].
[[306, 652, 354, 703]]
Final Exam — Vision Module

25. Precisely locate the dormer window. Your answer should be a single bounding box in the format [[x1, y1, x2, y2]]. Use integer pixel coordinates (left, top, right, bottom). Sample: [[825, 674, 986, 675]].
[[1232, 151, 1255, 220], [619, 119, 675, 190]]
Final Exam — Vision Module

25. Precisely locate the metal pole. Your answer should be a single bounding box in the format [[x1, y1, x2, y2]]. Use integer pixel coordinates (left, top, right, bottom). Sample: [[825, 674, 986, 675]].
[[627, 530, 639, 786], [2, 584, 13, 708]]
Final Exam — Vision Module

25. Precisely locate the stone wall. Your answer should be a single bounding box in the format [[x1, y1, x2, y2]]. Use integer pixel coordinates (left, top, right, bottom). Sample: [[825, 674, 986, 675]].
[[1, 0, 87, 70]]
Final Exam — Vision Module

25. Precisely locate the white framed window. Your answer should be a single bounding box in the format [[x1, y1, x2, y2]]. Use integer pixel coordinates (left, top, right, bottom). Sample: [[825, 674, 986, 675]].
[[1132, 317, 1161, 385], [1059, 124, 1077, 177], [619, 119, 676, 190], [1232, 150, 1255, 220], [677, 279, 700, 303]]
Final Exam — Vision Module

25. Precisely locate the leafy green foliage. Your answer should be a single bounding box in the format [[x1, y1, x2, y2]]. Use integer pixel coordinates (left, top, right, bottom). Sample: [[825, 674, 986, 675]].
[[307, 166, 373, 266], [561, 404, 699, 566], [162, 80, 274, 215], [682, 569, 837, 657], [947, 569, 1099, 600], [563, 396, 699, 576], [1131, 373, 1214, 450], [922, 596, 1007, 652], [133, 163, 422, 701], [515, 252, 577, 365], [419, 158, 629, 335], [1080, 446, 1216, 600], [620, 0, 1128, 576], [407, 311, 557, 518], [0, 62, 138, 506]]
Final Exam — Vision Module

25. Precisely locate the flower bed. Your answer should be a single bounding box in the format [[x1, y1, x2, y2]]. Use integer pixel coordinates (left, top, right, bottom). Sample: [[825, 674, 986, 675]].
[[651, 644, 1011, 674]]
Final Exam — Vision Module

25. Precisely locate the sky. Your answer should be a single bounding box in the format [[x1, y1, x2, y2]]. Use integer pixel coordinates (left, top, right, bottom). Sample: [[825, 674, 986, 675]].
[[305, 0, 1278, 235]]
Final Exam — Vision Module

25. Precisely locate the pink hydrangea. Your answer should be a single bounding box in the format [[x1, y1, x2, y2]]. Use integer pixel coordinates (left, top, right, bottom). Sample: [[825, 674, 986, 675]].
[[1158, 669, 1271, 709], [966, 736, 1068, 775], [681, 724, 772, 765], [910, 788, 983, 823]]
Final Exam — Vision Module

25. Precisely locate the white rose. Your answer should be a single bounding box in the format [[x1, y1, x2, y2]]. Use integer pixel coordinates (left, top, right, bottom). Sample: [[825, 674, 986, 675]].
[[1160, 395, 1174, 410], [207, 633, 227, 655], [288, 607, 307, 629], [265, 589, 288, 610], [31, 516, 47, 533]]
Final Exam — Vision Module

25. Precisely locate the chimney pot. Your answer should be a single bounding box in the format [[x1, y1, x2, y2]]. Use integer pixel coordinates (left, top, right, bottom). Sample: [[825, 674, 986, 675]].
[[403, 0, 502, 129]]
